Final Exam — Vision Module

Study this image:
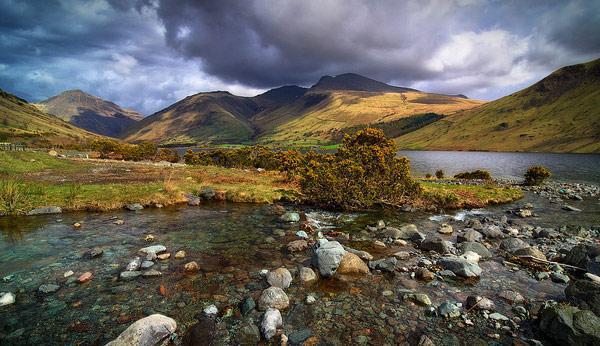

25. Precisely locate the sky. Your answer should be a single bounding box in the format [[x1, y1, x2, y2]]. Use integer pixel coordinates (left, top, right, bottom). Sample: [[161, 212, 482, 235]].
[[0, 0, 599, 115]]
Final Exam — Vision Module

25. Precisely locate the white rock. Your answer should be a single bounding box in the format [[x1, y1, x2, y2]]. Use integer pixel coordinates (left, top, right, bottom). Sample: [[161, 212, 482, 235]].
[[126, 257, 142, 271], [105, 314, 177, 346], [306, 295, 316, 304], [261, 308, 283, 340], [63, 270, 74, 278], [313, 239, 346, 277], [460, 251, 481, 264], [203, 304, 218, 316], [0, 292, 16, 306]]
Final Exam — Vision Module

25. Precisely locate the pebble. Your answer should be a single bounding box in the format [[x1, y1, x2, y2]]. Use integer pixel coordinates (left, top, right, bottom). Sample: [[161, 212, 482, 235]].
[[78, 272, 93, 283], [141, 260, 155, 269], [489, 312, 509, 321], [63, 270, 74, 278], [306, 295, 316, 304], [261, 308, 283, 340], [299, 267, 317, 283], [120, 271, 142, 280], [296, 231, 308, 238], [266, 268, 293, 289], [139, 245, 167, 254], [175, 250, 186, 259], [142, 269, 162, 277], [38, 284, 60, 294], [126, 257, 142, 271], [550, 271, 570, 284], [157, 253, 171, 260]]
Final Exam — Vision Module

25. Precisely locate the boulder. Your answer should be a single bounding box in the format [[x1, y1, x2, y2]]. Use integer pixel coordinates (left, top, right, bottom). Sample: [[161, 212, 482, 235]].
[[458, 242, 492, 259], [538, 304, 600, 345], [266, 268, 293, 289], [337, 253, 369, 275], [383, 225, 425, 242], [437, 257, 482, 278], [513, 246, 547, 261], [261, 308, 283, 340], [565, 279, 600, 316], [500, 238, 530, 253], [106, 314, 177, 346], [457, 229, 483, 243], [26, 206, 62, 215], [299, 267, 317, 283], [312, 239, 346, 277], [199, 188, 216, 200], [287, 240, 309, 252], [258, 287, 289, 310], [420, 238, 455, 254]]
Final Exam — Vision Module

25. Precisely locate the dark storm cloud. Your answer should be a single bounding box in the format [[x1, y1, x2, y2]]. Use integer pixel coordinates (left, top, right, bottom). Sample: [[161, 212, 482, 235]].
[[0, 0, 599, 114]]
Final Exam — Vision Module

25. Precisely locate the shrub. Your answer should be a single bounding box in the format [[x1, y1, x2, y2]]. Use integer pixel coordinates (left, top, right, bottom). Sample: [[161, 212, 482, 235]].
[[298, 128, 421, 210], [524, 165, 551, 185], [425, 173, 432, 179], [454, 169, 492, 180], [435, 170, 444, 179], [155, 148, 180, 163]]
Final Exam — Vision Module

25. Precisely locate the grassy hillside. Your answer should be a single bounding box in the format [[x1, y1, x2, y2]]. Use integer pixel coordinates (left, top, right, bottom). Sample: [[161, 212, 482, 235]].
[[123, 91, 258, 146], [396, 59, 600, 153], [0, 88, 96, 147], [122, 73, 483, 146], [255, 91, 484, 145], [35, 90, 143, 137]]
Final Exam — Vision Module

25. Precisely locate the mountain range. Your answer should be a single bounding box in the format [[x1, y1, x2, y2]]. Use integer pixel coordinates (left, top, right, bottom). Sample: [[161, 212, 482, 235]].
[[1, 58, 598, 152], [35, 90, 143, 137], [123, 73, 483, 146]]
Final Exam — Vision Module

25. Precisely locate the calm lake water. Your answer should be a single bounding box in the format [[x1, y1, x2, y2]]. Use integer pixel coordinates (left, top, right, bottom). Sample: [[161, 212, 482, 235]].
[[399, 151, 600, 184]]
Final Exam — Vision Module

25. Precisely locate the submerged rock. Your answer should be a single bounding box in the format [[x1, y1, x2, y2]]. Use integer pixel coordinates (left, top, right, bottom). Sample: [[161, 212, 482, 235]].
[[343, 246, 373, 261], [313, 239, 346, 277], [139, 245, 167, 254], [120, 271, 142, 280], [287, 240, 308, 252], [38, 284, 60, 294], [106, 314, 176, 346], [184, 261, 199, 272], [261, 308, 283, 340], [258, 287, 289, 310], [267, 268, 293, 289], [465, 295, 495, 310]]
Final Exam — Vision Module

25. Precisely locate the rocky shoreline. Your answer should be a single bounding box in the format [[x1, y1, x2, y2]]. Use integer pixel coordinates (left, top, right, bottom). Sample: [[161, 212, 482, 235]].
[[0, 181, 599, 345]]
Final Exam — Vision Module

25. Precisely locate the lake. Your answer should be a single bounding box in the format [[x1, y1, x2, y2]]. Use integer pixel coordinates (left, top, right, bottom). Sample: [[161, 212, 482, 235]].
[[399, 151, 600, 184]]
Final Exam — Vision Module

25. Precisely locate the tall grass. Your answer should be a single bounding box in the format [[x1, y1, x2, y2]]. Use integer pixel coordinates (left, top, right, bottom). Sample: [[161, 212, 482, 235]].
[[0, 179, 33, 214]]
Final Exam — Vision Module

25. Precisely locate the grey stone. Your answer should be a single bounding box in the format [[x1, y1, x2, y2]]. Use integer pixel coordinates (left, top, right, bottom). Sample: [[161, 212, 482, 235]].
[[38, 284, 60, 294], [565, 279, 600, 315], [438, 301, 461, 318], [280, 212, 300, 222], [126, 257, 142, 271], [383, 224, 425, 242], [457, 229, 483, 243], [266, 268, 292, 289], [27, 206, 62, 215], [539, 304, 600, 345], [241, 297, 256, 315], [106, 314, 176, 346], [261, 308, 283, 340], [125, 203, 144, 211], [343, 246, 373, 260], [420, 238, 455, 254], [551, 271, 570, 284], [458, 241, 492, 258], [313, 239, 346, 277], [258, 287, 289, 310], [500, 238, 530, 253], [120, 271, 142, 280], [288, 329, 312, 344], [481, 225, 502, 238], [139, 245, 167, 254], [438, 257, 482, 278], [368, 257, 398, 273]]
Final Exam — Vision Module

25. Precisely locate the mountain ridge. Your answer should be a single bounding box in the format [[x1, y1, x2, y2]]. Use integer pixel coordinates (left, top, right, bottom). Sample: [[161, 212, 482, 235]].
[[36, 89, 143, 137]]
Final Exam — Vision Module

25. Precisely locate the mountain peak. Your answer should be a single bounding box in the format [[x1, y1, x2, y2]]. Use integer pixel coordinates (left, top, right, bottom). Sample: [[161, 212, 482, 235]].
[[311, 73, 417, 93]]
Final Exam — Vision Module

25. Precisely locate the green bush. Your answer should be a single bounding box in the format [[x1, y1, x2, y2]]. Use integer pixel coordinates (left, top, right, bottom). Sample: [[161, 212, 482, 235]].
[[298, 128, 421, 210], [435, 170, 444, 179], [524, 165, 551, 185], [454, 169, 492, 180], [425, 173, 432, 179]]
